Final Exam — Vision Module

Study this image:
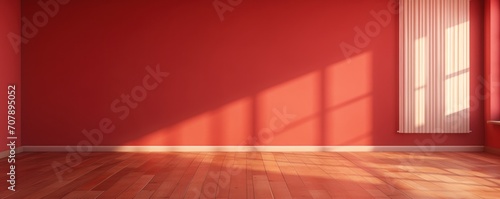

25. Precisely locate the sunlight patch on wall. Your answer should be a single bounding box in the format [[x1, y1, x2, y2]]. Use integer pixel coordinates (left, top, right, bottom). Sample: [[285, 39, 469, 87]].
[[125, 97, 252, 145], [325, 52, 373, 145], [326, 52, 373, 108], [257, 71, 321, 145], [328, 96, 373, 145]]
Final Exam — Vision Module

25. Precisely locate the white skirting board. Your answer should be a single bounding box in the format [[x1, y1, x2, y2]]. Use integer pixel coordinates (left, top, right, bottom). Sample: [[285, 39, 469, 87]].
[[19, 145, 484, 153]]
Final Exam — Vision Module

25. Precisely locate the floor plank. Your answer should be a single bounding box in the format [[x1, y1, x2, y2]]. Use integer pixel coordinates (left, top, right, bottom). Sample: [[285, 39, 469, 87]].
[[116, 175, 154, 199], [61, 191, 103, 199]]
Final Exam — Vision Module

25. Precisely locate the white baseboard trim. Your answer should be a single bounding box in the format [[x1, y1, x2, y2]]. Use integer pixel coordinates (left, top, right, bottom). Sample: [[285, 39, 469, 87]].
[[22, 145, 484, 152], [0, 147, 24, 159]]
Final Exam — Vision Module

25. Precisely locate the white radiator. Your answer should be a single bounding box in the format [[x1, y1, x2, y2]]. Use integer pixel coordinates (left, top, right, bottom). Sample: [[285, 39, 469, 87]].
[[399, 0, 470, 133]]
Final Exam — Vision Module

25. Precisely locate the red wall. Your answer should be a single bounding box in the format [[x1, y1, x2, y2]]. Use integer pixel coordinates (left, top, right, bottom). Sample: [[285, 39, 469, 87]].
[[22, 0, 485, 146], [485, 0, 500, 149], [1, 0, 21, 151]]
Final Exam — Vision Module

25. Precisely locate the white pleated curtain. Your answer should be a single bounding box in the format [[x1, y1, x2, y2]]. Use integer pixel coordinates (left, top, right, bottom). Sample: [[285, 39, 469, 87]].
[[399, 0, 470, 133]]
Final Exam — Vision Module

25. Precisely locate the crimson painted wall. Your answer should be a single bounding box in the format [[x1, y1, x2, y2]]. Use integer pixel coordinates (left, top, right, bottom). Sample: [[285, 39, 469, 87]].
[[485, 0, 500, 149], [1, 0, 21, 152], [22, 0, 485, 147]]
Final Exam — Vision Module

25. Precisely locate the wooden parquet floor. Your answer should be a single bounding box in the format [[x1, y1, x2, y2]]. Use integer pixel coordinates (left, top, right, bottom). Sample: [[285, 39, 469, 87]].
[[1, 152, 500, 198]]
